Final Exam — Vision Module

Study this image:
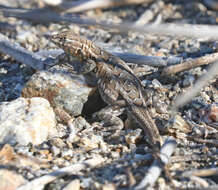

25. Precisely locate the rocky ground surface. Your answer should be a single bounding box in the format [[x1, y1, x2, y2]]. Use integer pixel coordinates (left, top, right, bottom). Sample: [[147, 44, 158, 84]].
[[0, 0, 218, 190]]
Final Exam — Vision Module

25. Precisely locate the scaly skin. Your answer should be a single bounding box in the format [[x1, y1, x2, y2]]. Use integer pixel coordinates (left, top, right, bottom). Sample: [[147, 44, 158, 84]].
[[50, 30, 161, 149]]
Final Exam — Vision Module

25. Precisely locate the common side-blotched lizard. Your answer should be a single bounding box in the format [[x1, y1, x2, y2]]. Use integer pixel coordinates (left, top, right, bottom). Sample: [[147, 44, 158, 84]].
[[50, 30, 161, 149]]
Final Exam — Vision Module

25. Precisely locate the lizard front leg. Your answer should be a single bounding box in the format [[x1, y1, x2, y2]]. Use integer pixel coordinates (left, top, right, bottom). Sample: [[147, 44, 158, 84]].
[[93, 80, 126, 137]]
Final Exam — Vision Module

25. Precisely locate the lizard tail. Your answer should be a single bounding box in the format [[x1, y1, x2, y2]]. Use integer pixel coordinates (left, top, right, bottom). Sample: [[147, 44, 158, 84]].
[[129, 105, 161, 150]]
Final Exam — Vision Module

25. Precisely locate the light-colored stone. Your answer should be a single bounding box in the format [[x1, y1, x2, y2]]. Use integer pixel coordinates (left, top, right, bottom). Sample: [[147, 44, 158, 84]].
[[43, 0, 62, 6], [77, 134, 100, 151], [0, 144, 49, 170], [102, 183, 116, 190], [0, 169, 27, 190], [0, 97, 57, 145], [165, 114, 192, 134], [63, 179, 80, 190]]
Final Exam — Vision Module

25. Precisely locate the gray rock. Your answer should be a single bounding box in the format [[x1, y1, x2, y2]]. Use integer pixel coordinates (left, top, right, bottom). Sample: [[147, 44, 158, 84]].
[[22, 66, 95, 116]]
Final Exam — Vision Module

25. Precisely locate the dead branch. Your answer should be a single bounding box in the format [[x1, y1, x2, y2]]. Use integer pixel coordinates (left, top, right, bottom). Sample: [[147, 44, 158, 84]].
[[172, 61, 218, 111], [170, 153, 218, 163], [114, 52, 169, 66], [0, 33, 54, 70], [2, 6, 218, 40], [189, 176, 209, 188], [0, 6, 62, 24], [54, 0, 152, 13], [180, 186, 218, 190], [188, 137, 218, 147], [182, 167, 218, 177], [16, 157, 104, 190], [134, 0, 163, 25], [134, 137, 177, 189], [162, 52, 218, 75]]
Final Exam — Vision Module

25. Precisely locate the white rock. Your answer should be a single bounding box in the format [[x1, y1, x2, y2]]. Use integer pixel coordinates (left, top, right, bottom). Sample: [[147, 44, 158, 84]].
[[0, 97, 57, 145], [63, 179, 80, 190], [43, 0, 62, 6], [0, 169, 27, 190]]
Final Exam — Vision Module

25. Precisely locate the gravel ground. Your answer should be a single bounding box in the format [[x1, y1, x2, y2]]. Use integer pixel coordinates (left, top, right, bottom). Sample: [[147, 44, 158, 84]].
[[0, 0, 217, 190]]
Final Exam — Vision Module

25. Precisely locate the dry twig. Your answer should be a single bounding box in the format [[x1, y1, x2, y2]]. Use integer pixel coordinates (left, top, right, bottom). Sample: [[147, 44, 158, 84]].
[[2, 6, 218, 40], [188, 137, 218, 147], [189, 176, 209, 188], [114, 52, 169, 67], [180, 186, 218, 190], [16, 157, 104, 190], [162, 52, 218, 75], [182, 167, 218, 177], [172, 61, 218, 111], [134, 0, 163, 25], [0, 33, 55, 70], [134, 137, 177, 189], [170, 153, 218, 163], [54, 0, 151, 13]]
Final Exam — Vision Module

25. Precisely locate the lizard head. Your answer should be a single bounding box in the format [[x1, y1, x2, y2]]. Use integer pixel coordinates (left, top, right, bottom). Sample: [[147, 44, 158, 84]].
[[49, 30, 99, 62], [49, 30, 99, 74], [49, 30, 82, 58]]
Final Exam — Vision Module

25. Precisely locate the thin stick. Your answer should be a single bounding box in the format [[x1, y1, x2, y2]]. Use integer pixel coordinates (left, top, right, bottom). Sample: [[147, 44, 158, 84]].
[[189, 176, 209, 188], [188, 137, 218, 147], [114, 52, 169, 66], [170, 153, 218, 163], [2, 6, 218, 40], [182, 167, 218, 177], [162, 52, 218, 75], [16, 157, 104, 190], [57, 0, 151, 13], [172, 62, 218, 111], [134, 137, 177, 189], [180, 186, 218, 190], [134, 0, 163, 25], [0, 33, 54, 70]]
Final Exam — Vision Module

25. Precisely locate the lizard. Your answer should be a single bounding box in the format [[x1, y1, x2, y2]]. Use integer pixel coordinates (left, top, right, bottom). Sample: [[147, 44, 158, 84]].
[[49, 30, 161, 150]]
